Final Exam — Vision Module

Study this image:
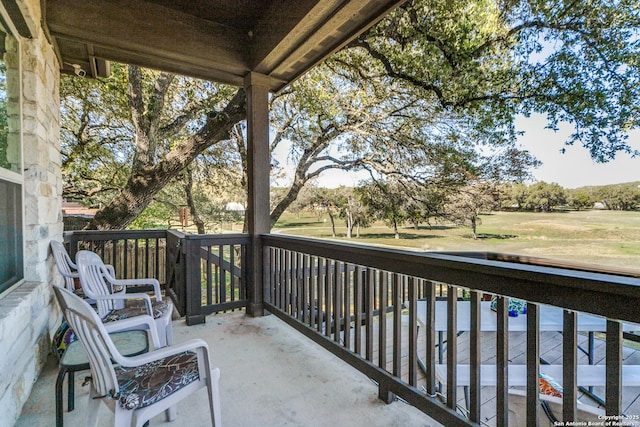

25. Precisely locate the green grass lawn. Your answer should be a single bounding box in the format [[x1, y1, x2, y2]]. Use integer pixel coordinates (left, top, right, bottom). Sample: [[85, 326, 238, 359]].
[[274, 209, 640, 270]]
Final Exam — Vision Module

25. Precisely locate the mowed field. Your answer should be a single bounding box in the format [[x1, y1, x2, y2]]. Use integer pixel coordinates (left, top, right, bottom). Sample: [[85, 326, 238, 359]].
[[274, 209, 640, 270]]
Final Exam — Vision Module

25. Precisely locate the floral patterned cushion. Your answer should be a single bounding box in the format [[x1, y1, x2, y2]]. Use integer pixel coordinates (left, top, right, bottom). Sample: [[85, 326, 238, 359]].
[[116, 351, 199, 410], [103, 300, 172, 322], [539, 372, 563, 398], [490, 295, 527, 317]]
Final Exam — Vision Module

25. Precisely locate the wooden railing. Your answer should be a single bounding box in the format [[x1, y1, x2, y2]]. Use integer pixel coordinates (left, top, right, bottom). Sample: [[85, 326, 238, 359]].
[[173, 233, 250, 324], [65, 230, 249, 322], [64, 230, 168, 285], [261, 234, 640, 427], [66, 230, 640, 425]]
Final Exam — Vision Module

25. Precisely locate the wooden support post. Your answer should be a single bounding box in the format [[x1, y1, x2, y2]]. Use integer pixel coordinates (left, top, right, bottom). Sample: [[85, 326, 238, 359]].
[[184, 236, 205, 325], [245, 72, 270, 317]]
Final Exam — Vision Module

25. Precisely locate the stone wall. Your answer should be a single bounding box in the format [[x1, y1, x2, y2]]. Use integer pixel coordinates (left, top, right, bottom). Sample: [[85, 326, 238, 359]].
[[0, 0, 62, 424]]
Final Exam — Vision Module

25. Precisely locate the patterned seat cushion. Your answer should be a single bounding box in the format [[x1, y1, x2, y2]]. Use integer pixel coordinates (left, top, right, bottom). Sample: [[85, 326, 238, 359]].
[[116, 351, 199, 410], [52, 320, 77, 359], [73, 287, 88, 299], [103, 300, 172, 322]]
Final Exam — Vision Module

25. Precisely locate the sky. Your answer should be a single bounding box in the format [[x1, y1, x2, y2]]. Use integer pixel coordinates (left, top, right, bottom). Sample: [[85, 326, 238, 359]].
[[308, 113, 639, 189], [513, 113, 639, 189]]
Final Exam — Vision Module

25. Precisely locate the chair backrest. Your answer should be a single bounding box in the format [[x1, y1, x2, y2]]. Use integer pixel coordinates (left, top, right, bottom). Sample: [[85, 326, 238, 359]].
[[50, 240, 78, 291], [53, 286, 123, 399], [76, 250, 117, 318]]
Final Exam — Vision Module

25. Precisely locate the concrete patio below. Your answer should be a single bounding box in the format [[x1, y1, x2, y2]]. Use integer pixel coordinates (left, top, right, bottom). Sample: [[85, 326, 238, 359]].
[[17, 311, 438, 427]]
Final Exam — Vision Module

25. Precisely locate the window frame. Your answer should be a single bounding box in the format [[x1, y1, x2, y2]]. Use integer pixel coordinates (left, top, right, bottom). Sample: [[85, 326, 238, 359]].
[[0, 5, 24, 296]]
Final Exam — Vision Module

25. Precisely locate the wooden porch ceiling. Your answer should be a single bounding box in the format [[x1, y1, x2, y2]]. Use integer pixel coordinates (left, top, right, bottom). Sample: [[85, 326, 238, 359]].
[[45, 0, 404, 92]]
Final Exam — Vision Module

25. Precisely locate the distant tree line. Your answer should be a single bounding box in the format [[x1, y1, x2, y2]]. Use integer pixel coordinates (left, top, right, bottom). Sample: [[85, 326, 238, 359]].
[[499, 181, 640, 212], [280, 178, 498, 240], [281, 180, 640, 240]]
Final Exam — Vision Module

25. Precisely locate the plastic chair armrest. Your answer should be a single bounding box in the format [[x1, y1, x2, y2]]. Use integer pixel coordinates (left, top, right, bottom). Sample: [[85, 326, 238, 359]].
[[103, 315, 162, 349], [106, 276, 162, 302], [60, 270, 79, 279], [104, 264, 116, 278]]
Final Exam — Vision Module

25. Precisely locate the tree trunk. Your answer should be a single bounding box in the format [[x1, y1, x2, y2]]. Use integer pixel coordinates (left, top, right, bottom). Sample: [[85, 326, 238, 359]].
[[88, 89, 246, 230], [183, 169, 206, 234], [269, 177, 306, 229], [393, 220, 399, 239], [346, 212, 353, 238], [471, 216, 477, 239], [267, 139, 331, 228], [328, 211, 337, 237]]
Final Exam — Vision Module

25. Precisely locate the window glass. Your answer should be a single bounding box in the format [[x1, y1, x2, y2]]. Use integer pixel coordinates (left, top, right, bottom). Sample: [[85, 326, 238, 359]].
[[0, 179, 22, 291]]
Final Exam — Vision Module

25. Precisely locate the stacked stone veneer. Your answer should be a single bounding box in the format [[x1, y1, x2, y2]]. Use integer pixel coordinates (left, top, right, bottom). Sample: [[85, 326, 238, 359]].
[[0, 0, 62, 424]]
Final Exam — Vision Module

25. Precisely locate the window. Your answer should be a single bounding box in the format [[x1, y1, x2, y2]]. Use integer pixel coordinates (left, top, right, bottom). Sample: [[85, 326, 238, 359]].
[[0, 179, 21, 291], [0, 21, 22, 294]]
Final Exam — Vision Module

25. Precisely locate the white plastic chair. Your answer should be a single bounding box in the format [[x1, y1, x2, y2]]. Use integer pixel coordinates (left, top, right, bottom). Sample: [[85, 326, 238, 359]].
[[53, 286, 221, 427], [51, 240, 81, 292], [76, 250, 174, 347], [51, 240, 119, 305]]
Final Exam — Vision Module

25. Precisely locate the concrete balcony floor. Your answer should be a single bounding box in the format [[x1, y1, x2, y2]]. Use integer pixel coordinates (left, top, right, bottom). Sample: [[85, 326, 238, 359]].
[[17, 312, 438, 427]]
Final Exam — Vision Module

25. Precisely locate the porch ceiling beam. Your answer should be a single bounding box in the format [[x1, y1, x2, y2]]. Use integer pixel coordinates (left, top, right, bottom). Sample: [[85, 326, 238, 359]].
[[254, 0, 407, 91], [1, 0, 34, 38], [45, 0, 406, 92], [71, 40, 248, 86], [46, 0, 248, 85], [248, 0, 340, 73]]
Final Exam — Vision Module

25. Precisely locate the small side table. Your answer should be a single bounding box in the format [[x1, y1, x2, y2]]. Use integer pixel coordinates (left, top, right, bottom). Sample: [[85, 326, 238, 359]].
[[55, 329, 149, 427]]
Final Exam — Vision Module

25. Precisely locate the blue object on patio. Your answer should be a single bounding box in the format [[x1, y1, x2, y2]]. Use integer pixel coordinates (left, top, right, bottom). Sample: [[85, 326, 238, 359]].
[[490, 295, 527, 317]]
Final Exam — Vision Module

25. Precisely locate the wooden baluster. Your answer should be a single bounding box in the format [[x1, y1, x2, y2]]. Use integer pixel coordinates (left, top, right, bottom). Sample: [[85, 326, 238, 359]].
[[563, 310, 577, 422], [496, 296, 508, 427]]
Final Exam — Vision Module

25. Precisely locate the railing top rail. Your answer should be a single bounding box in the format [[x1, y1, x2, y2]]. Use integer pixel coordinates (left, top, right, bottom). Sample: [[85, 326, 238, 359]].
[[183, 233, 250, 245], [64, 229, 168, 241], [166, 229, 186, 239], [442, 251, 640, 279], [262, 234, 640, 323], [64, 230, 250, 246], [64, 230, 250, 245]]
